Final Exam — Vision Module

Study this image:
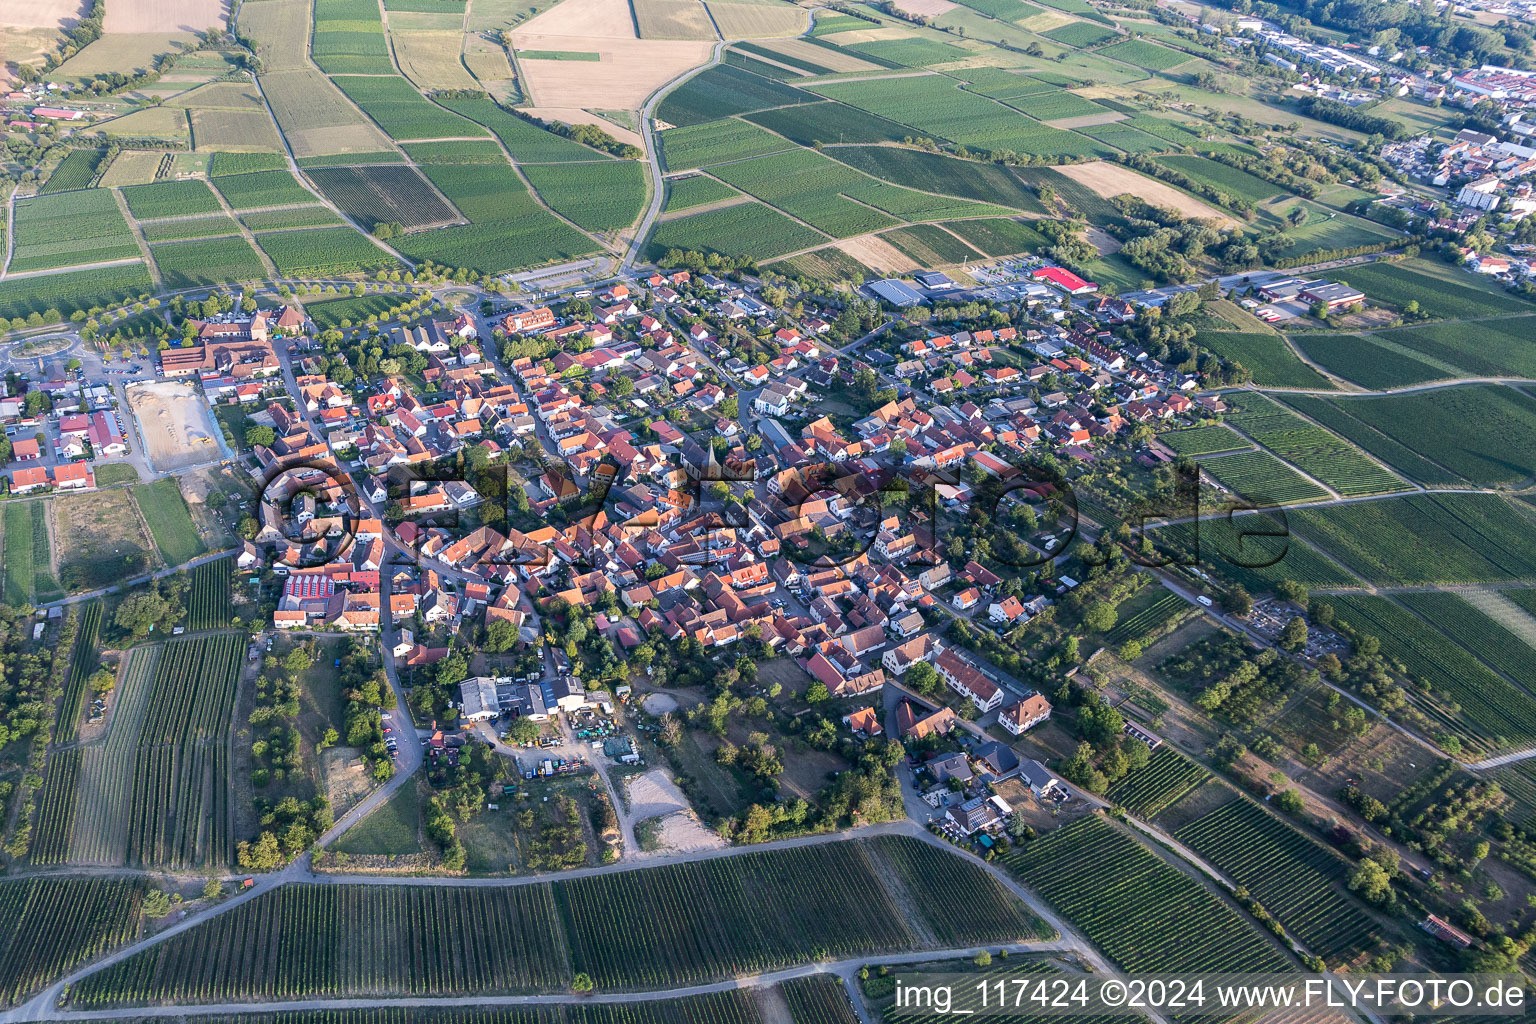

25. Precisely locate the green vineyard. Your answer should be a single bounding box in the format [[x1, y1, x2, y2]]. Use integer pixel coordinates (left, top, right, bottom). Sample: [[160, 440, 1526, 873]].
[[188, 558, 235, 630], [1002, 815, 1291, 974], [54, 599, 102, 745], [73, 838, 1045, 1005], [1174, 798, 1381, 966], [171, 993, 777, 1024], [1103, 748, 1205, 817], [0, 875, 144, 1005]]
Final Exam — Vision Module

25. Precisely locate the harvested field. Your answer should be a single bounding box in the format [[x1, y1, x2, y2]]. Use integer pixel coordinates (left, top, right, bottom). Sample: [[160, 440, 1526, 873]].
[[1049, 109, 1125, 128], [125, 381, 225, 472], [99, 104, 190, 141], [190, 107, 284, 151], [55, 488, 158, 591], [818, 26, 912, 43], [756, 37, 880, 71], [0, 0, 88, 31], [513, 35, 715, 107], [1069, 159, 1237, 228], [705, 1, 809, 38], [103, 0, 228, 32], [835, 235, 918, 274], [517, 0, 636, 35], [98, 150, 164, 186], [51, 31, 199, 81], [522, 107, 644, 148], [891, 0, 959, 16], [258, 68, 394, 156], [634, 0, 718, 38]]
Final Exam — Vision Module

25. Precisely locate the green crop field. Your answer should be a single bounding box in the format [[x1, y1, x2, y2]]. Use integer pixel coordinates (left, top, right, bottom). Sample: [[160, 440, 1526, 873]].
[[1282, 385, 1536, 487], [257, 228, 400, 277], [1104, 748, 1206, 817], [1292, 494, 1536, 586], [132, 479, 207, 564], [1286, 333, 1446, 389], [827, 147, 1048, 213], [1374, 315, 1536, 380], [648, 200, 825, 261], [1193, 330, 1332, 389], [664, 175, 742, 212], [120, 180, 223, 220], [1200, 450, 1330, 504], [1099, 37, 1190, 69], [659, 64, 812, 128], [1160, 424, 1247, 456], [187, 558, 234, 632], [1330, 595, 1536, 754], [660, 118, 795, 170], [72, 837, 1043, 1004], [30, 636, 243, 869], [0, 877, 144, 1006], [880, 224, 983, 265], [842, 36, 972, 66], [766, 247, 875, 282], [1225, 393, 1406, 496], [1397, 592, 1536, 694], [53, 600, 103, 747], [392, 162, 598, 273], [9, 190, 139, 272], [139, 216, 243, 243], [941, 217, 1048, 257], [784, 976, 860, 1024], [332, 76, 490, 141], [1043, 21, 1117, 45], [210, 152, 288, 175], [1151, 516, 1362, 593], [812, 76, 1113, 158], [1324, 257, 1535, 319], [1080, 121, 1176, 153], [2, 501, 60, 606], [240, 207, 345, 231], [435, 96, 603, 163], [212, 170, 318, 210], [523, 161, 648, 233], [1174, 798, 1381, 966], [1265, 206, 1400, 260], [1155, 154, 1287, 203], [710, 149, 903, 238], [1003, 815, 1291, 973], [40, 149, 106, 193], [312, 0, 396, 73], [1008, 88, 1107, 121], [743, 102, 915, 147], [1103, 589, 1191, 648], [399, 140, 508, 164], [0, 263, 153, 322], [150, 236, 269, 289], [305, 291, 429, 328], [307, 165, 460, 229]]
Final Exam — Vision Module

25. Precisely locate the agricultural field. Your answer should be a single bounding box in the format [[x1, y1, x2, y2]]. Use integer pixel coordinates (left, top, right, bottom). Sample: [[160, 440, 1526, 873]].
[[941, 217, 1048, 256], [121, 180, 224, 221], [1042, 21, 1117, 46], [132, 479, 207, 565], [1104, 748, 1206, 818], [647, 200, 825, 261], [709, 149, 903, 238], [140, 217, 243, 243], [811, 76, 1113, 158], [393, 26, 481, 91], [211, 153, 290, 176], [659, 65, 812, 128], [257, 69, 396, 158], [1154, 154, 1287, 204], [1199, 450, 1330, 505], [664, 175, 742, 212], [3, 500, 62, 606], [1282, 385, 1536, 488], [766, 247, 876, 282], [841, 36, 972, 66], [827, 146, 1048, 214], [40, 149, 107, 193], [784, 976, 860, 1024], [1397, 592, 1536, 696], [72, 837, 1042, 1004], [1375, 316, 1536, 380], [1192, 330, 1333, 390], [1003, 815, 1291, 973], [660, 118, 796, 170], [9, 190, 140, 273], [400, 141, 509, 164], [98, 151, 167, 187], [213, 170, 320, 210], [743, 102, 916, 147], [1322, 257, 1535, 320], [332, 75, 491, 141], [1172, 798, 1381, 966], [1159, 424, 1247, 456], [241, 208, 346, 231], [54, 601, 104, 746], [1292, 494, 1536, 586], [523, 161, 649, 233], [187, 558, 235, 631], [31, 635, 243, 869], [1103, 589, 1192, 649], [312, 0, 397, 73], [1225, 393, 1407, 497], [307, 165, 461, 230], [150, 237, 270, 290], [436, 96, 606, 163], [0, 877, 145, 1006], [879, 224, 983, 266], [392, 163, 599, 272], [305, 292, 429, 329], [1329, 595, 1536, 754], [1098, 37, 1190, 69], [1150, 516, 1362, 594], [1286, 333, 1448, 390], [257, 228, 401, 277], [1264, 204, 1401, 261], [0, 262, 155, 323]]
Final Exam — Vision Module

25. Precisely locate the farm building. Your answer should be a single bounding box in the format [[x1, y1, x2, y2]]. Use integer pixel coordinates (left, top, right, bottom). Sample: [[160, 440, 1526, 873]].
[[866, 279, 926, 307], [1031, 266, 1098, 295]]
